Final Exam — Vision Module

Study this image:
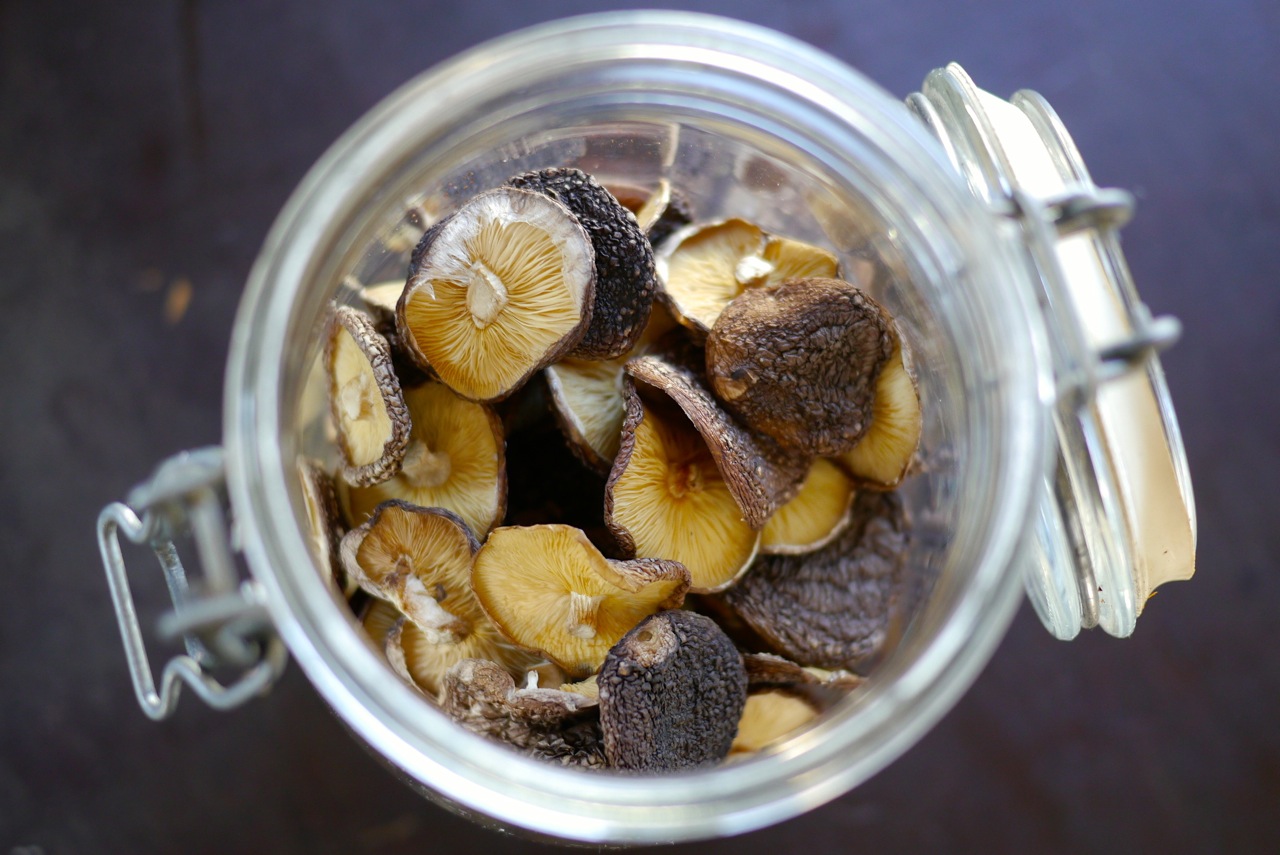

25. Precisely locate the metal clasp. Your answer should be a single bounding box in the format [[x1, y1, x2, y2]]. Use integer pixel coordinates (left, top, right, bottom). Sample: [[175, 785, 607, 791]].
[[97, 447, 287, 720], [1003, 186, 1181, 397]]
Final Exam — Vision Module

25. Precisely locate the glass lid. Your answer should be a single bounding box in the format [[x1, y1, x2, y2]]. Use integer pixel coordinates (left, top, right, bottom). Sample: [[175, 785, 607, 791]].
[[907, 64, 1196, 639]]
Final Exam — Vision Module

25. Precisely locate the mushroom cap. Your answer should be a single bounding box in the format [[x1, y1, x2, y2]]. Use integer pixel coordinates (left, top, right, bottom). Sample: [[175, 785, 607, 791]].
[[325, 305, 412, 486], [718, 491, 909, 670], [705, 277, 895, 456], [741, 651, 863, 711], [350, 529, 540, 696], [471, 524, 690, 678], [653, 218, 839, 337], [835, 344, 922, 489], [624, 342, 811, 530], [544, 357, 629, 473], [340, 502, 484, 640], [342, 381, 506, 540], [761, 458, 857, 554], [605, 382, 761, 593], [297, 457, 348, 595], [397, 186, 596, 402], [442, 658, 608, 769], [728, 691, 820, 757], [508, 168, 656, 361], [598, 609, 748, 771], [544, 303, 678, 473]]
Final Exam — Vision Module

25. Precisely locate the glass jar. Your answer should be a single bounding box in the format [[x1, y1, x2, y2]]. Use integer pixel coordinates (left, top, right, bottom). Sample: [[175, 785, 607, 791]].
[[96, 11, 1194, 845]]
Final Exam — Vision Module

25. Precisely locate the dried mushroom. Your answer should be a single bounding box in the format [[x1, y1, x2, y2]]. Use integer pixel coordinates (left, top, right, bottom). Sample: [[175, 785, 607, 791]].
[[654, 218, 839, 337], [718, 491, 909, 670], [544, 357, 631, 472], [705, 277, 894, 456], [297, 457, 349, 595], [352, 278, 431, 388], [741, 651, 863, 711], [742, 652, 864, 696], [761, 458, 857, 555], [598, 609, 747, 771], [442, 658, 606, 768], [624, 345, 810, 530], [607, 178, 694, 247], [508, 167, 656, 360], [397, 186, 596, 401], [471, 524, 690, 677], [835, 344, 922, 489], [347, 508, 538, 696], [543, 304, 677, 472], [559, 674, 600, 700], [604, 383, 760, 593], [342, 381, 505, 539], [360, 599, 425, 692], [729, 692, 819, 757], [325, 305, 411, 486], [359, 279, 404, 317]]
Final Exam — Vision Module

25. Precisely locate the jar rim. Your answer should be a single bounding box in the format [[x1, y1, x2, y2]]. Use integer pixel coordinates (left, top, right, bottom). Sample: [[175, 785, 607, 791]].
[[224, 11, 1048, 843]]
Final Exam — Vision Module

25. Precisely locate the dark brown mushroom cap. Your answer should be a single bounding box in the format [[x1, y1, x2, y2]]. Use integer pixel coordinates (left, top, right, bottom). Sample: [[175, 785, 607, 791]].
[[719, 491, 909, 670], [508, 168, 656, 361], [325, 305, 412, 486], [598, 609, 748, 772], [624, 340, 810, 530], [741, 652, 863, 711], [705, 277, 895, 456], [442, 659, 607, 769]]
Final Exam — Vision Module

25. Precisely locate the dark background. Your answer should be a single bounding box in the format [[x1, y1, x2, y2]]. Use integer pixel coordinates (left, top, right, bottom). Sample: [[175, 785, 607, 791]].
[[2, 1, 1276, 852]]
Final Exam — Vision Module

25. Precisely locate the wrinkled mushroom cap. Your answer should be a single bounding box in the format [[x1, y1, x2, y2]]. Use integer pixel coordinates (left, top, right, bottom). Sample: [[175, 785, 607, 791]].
[[442, 658, 608, 768], [342, 381, 506, 539], [598, 609, 747, 771], [325, 305, 412, 486], [471, 524, 690, 677], [705, 277, 895, 456], [719, 491, 909, 670], [397, 186, 596, 402]]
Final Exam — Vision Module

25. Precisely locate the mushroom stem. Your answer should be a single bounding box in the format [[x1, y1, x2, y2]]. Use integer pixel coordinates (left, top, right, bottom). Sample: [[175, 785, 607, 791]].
[[734, 254, 774, 287], [466, 260, 510, 328], [400, 441, 453, 488], [666, 460, 705, 499], [401, 574, 472, 644], [565, 592, 604, 640], [338, 373, 376, 422]]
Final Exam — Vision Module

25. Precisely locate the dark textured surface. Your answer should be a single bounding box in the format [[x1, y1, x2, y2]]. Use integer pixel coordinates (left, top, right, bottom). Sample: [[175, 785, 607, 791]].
[[600, 610, 747, 770], [509, 167, 658, 361], [722, 491, 906, 670], [706, 278, 895, 455], [2, 1, 1277, 852]]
